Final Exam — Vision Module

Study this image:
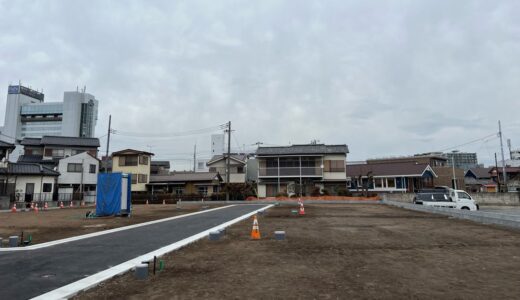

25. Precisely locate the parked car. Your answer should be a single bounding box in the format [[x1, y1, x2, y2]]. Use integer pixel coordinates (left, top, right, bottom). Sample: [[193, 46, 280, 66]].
[[413, 187, 479, 211]]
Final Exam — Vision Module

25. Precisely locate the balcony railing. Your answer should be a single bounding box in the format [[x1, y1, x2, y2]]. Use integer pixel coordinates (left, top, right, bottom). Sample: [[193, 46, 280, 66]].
[[259, 167, 323, 177]]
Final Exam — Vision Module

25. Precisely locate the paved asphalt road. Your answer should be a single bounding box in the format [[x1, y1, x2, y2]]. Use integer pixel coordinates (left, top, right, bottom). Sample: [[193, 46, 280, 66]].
[[0, 205, 268, 300], [480, 206, 520, 219]]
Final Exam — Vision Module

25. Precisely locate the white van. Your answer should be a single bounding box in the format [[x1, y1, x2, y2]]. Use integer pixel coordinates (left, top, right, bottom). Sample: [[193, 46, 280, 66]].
[[413, 187, 479, 211]]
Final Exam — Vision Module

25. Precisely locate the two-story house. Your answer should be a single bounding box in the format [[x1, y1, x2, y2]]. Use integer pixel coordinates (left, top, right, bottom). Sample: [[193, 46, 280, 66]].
[[111, 149, 154, 192], [206, 154, 247, 183], [18, 136, 100, 168], [255, 144, 349, 197], [57, 152, 99, 201]]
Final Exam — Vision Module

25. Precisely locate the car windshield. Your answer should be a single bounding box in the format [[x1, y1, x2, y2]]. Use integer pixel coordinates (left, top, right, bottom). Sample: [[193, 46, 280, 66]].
[[457, 192, 471, 199]]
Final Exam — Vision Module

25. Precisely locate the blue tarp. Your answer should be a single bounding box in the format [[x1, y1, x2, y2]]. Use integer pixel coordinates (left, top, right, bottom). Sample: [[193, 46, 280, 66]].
[[96, 172, 131, 216]]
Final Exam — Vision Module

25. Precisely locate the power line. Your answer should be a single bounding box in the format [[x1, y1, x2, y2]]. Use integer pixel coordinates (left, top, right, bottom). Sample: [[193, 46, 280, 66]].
[[436, 133, 498, 152], [111, 123, 228, 138]]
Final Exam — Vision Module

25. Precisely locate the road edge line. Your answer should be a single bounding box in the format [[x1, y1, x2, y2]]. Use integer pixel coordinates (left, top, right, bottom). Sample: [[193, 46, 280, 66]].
[[31, 204, 273, 300], [0, 205, 235, 252]]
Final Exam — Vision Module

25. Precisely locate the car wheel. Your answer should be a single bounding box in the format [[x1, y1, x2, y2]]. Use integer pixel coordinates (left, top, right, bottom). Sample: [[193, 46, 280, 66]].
[[461, 207, 470, 210]]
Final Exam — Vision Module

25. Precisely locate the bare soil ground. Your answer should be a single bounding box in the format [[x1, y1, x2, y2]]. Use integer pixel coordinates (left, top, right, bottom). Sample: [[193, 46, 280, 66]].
[[0, 204, 216, 244], [76, 204, 520, 299]]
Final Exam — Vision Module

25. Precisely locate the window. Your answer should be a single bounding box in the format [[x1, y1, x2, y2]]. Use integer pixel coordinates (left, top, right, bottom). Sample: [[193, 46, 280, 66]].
[[130, 174, 137, 184], [198, 186, 208, 196], [387, 178, 396, 188], [209, 167, 216, 172], [324, 160, 345, 172], [67, 163, 83, 172], [138, 174, 148, 183], [52, 149, 65, 158], [457, 192, 471, 199], [213, 186, 219, 193], [119, 156, 138, 166], [42, 183, 52, 193], [237, 166, 244, 173], [139, 155, 149, 165], [175, 187, 184, 196], [89, 164, 96, 174], [375, 178, 383, 188]]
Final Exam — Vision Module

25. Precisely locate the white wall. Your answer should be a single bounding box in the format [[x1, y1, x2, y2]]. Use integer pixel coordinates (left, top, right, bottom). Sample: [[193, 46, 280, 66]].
[[14, 176, 56, 194], [58, 152, 99, 185], [62, 91, 98, 137]]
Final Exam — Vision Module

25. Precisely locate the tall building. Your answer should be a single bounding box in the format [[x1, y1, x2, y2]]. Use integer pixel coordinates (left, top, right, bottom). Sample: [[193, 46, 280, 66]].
[[1, 84, 99, 143], [211, 134, 225, 155], [444, 151, 478, 170]]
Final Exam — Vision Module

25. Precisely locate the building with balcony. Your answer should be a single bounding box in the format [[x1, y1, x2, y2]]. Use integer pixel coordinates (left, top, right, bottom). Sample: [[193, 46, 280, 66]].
[[206, 154, 247, 183], [255, 144, 348, 197], [111, 149, 154, 192], [148, 172, 223, 197], [18, 136, 100, 168]]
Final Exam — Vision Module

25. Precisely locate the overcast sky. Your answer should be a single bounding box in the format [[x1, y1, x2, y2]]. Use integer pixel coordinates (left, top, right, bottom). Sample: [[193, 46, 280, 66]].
[[1, 0, 519, 169]]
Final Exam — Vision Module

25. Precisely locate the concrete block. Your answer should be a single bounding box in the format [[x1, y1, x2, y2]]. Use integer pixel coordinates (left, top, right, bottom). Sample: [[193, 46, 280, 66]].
[[219, 228, 226, 235], [135, 263, 148, 280], [274, 231, 286, 240], [9, 236, 18, 247], [209, 231, 221, 241]]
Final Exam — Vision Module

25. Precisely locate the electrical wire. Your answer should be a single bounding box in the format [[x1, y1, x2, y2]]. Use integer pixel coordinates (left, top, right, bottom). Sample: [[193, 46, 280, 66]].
[[111, 123, 228, 138], [436, 133, 498, 152]]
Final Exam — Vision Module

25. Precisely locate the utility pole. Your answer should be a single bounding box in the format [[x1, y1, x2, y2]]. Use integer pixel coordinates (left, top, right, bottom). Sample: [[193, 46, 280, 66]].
[[451, 155, 457, 190], [495, 152, 500, 192], [193, 144, 196, 172], [105, 115, 111, 173], [498, 120, 507, 191], [225, 121, 231, 201]]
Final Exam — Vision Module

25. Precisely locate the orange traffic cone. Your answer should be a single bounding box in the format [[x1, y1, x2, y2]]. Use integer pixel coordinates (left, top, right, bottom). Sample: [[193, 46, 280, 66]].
[[81, 201, 85, 207], [34, 203, 39, 213], [70, 201, 73, 208], [11, 203, 17, 213], [30, 202, 34, 210], [44, 202, 48, 210], [299, 202, 305, 216], [162, 199, 166, 205], [59, 201, 64, 209], [145, 199, 149, 205], [250, 215, 261, 240]]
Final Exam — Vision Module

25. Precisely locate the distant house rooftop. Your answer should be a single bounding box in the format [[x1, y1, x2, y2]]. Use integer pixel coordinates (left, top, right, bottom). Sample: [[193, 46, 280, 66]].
[[207, 154, 248, 165], [0, 162, 60, 176], [112, 149, 154, 156], [20, 136, 100, 148], [149, 172, 222, 183], [256, 144, 349, 156], [151, 160, 171, 168], [346, 162, 437, 178]]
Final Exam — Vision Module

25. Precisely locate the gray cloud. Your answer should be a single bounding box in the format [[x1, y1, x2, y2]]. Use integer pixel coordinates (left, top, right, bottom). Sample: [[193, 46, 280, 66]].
[[0, 0, 519, 169]]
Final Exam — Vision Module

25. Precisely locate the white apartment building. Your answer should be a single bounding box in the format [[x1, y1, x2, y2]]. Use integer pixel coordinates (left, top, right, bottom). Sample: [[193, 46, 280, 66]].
[[1, 84, 99, 143]]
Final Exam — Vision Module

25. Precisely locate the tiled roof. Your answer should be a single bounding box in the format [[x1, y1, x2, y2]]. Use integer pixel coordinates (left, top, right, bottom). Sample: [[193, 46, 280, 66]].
[[20, 138, 41, 146], [207, 154, 247, 165], [465, 167, 493, 179], [346, 162, 435, 177], [150, 172, 221, 183], [21, 136, 100, 147], [17, 155, 44, 163], [256, 144, 348, 156], [0, 163, 59, 176], [0, 140, 15, 148], [112, 149, 154, 156], [151, 161, 171, 168]]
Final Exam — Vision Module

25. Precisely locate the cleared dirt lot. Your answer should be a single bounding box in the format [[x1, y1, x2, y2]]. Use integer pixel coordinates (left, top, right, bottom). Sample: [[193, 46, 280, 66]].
[[76, 204, 520, 299], [0, 204, 214, 244]]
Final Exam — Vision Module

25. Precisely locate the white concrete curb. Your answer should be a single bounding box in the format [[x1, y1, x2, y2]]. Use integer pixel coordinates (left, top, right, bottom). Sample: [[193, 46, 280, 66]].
[[31, 204, 273, 300]]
